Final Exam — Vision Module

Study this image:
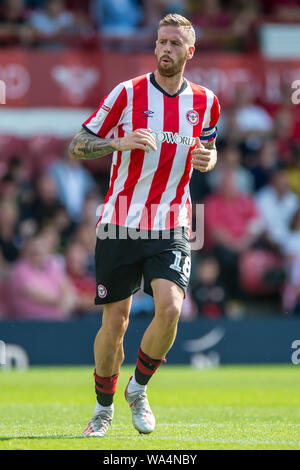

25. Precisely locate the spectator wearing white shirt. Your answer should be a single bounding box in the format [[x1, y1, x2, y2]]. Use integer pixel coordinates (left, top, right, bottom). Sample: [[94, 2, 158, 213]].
[[207, 144, 255, 194], [48, 146, 95, 222], [283, 208, 300, 263], [232, 84, 273, 147], [256, 166, 299, 251], [29, 0, 75, 36], [90, 0, 144, 36]]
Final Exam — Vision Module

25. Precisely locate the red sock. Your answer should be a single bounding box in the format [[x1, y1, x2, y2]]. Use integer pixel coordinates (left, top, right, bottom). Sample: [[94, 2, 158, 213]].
[[134, 348, 165, 385], [94, 369, 119, 406]]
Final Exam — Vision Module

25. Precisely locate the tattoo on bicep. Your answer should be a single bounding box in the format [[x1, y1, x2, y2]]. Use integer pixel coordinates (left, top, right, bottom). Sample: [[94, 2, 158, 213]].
[[69, 129, 118, 159]]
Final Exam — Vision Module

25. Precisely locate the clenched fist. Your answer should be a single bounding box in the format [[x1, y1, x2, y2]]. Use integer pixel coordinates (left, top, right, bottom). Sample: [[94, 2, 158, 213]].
[[191, 137, 216, 172]]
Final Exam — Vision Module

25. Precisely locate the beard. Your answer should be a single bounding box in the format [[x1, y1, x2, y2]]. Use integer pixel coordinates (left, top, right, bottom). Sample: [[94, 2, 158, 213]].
[[155, 52, 187, 77]]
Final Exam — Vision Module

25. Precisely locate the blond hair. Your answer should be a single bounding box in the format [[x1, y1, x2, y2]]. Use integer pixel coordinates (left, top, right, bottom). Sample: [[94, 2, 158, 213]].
[[158, 14, 196, 45]]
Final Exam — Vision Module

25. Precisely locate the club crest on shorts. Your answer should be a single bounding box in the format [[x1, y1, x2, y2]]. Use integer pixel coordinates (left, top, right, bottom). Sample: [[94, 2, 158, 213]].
[[98, 284, 107, 298], [186, 109, 199, 126]]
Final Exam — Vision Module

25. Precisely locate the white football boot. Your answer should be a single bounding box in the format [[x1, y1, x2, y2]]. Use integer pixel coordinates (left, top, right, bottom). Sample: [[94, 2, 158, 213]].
[[82, 408, 113, 437], [125, 376, 155, 434]]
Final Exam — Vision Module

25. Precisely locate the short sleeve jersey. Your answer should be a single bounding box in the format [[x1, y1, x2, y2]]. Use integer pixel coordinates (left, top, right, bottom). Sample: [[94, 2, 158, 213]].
[[83, 72, 220, 231]]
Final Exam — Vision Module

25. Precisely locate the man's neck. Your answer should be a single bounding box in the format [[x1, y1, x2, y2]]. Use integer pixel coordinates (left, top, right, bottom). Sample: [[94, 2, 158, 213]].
[[154, 70, 185, 96]]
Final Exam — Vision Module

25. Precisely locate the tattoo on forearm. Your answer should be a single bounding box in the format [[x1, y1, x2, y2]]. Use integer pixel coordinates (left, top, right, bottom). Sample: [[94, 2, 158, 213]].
[[203, 139, 217, 150], [204, 138, 217, 171], [69, 128, 119, 160]]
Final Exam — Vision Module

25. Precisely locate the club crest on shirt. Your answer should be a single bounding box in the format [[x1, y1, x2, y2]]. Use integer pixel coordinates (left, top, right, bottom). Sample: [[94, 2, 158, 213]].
[[98, 284, 107, 298], [186, 109, 199, 126]]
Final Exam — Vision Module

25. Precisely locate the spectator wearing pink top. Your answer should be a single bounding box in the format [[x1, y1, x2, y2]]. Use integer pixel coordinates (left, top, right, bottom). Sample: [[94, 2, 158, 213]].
[[7, 236, 76, 320], [204, 169, 263, 299]]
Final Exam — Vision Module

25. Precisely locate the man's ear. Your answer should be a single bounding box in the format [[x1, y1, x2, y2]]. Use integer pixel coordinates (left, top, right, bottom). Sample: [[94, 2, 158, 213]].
[[187, 45, 195, 60]]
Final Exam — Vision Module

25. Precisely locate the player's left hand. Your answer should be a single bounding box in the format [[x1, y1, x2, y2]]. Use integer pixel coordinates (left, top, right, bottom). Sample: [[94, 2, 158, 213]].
[[191, 137, 212, 172]]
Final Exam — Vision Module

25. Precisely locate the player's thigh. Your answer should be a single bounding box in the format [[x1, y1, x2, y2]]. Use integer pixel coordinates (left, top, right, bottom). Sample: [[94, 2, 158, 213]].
[[143, 247, 191, 300], [151, 278, 184, 320], [95, 235, 143, 305], [102, 296, 133, 336]]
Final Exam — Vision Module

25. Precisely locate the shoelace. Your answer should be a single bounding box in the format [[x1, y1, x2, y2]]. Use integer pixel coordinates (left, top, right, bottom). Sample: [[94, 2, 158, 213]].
[[130, 392, 151, 415], [93, 411, 112, 430]]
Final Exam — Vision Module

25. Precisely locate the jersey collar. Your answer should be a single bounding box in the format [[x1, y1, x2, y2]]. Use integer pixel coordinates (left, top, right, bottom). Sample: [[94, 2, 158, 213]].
[[150, 72, 187, 98]]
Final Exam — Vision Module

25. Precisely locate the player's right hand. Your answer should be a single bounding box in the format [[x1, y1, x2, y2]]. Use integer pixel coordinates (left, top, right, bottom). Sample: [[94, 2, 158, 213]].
[[112, 128, 157, 153]]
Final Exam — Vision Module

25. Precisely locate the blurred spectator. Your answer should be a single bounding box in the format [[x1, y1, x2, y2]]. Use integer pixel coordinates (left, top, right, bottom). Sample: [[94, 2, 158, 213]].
[[4, 156, 29, 192], [232, 84, 273, 147], [0, 199, 20, 263], [81, 191, 103, 226], [282, 256, 300, 315], [207, 144, 255, 194], [281, 208, 300, 313], [0, 174, 19, 203], [249, 139, 279, 191], [48, 146, 95, 221], [65, 241, 98, 313], [0, 250, 8, 318], [20, 172, 62, 231], [262, 0, 300, 20], [256, 165, 299, 251], [38, 223, 65, 267], [273, 107, 296, 163], [287, 148, 300, 196], [90, 0, 144, 36], [204, 169, 263, 298], [190, 0, 234, 49], [143, 0, 188, 31], [72, 223, 96, 273], [51, 205, 74, 249], [0, 0, 33, 46], [191, 254, 226, 319], [6, 236, 77, 320], [205, 169, 263, 250], [190, 0, 260, 51], [282, 208, 300, 265], [29, 0, 76, 36]]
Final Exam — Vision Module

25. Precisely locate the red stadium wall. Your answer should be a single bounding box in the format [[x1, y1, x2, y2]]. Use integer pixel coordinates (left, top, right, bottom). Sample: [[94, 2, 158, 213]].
[[1, 50, 300, 108]]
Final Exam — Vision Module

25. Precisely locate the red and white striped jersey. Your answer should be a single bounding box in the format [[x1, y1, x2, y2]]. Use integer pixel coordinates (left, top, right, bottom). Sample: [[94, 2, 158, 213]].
[[83, 73, 220, 231]]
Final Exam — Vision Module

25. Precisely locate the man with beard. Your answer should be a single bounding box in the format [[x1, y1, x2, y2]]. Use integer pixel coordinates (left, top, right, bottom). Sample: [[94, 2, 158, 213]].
[[69, 13, 220, 437]]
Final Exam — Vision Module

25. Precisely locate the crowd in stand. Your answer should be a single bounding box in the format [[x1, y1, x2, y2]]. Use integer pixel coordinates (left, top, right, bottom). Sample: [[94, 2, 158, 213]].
[[0, 0, 300, 50], [0, 78, 300, 321], [1, 0, 300, 321]]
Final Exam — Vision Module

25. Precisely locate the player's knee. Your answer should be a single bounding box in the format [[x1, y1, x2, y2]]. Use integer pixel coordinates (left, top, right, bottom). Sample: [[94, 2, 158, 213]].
[[104, 309, 129, 340], [156, 302, 181, 329], [113, 314, 129, 339]]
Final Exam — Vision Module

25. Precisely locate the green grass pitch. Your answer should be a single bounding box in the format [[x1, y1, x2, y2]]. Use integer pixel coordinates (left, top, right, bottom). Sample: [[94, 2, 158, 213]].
[[0, 365, 299, 450]]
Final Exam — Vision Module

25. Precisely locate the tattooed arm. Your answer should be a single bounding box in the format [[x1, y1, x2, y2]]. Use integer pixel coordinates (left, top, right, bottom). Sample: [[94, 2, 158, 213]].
[[69, 127, 157, 160], [191, 137, 217, 173], [203, 138, 218, 172], [69, 128, 119, 160]]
